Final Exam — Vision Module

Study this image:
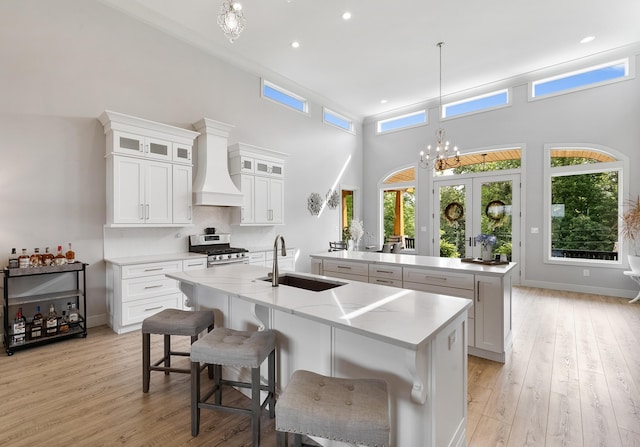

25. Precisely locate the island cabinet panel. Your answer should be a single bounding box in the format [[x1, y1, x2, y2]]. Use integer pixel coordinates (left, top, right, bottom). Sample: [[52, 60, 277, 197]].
[[312, 252, 515, 363], [368, 264, 403, 287], [321, 259, 368, 282], [403, 267, 474, 290]]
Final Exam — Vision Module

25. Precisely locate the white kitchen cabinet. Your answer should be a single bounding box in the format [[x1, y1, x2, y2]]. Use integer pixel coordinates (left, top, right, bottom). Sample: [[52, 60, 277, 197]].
[[172, 164, 192, 224], [100, 110, 199, 227], [248, 251, 266, 266], [228, 143, 288, 226], [313, 253, 514, 362], [473, 274, 511, 360], [321, 259, 368, 282], [111, 131, 173, 162], [109, 156, 173, 225], [368, 263, 403, 287], [254, 176, 284, 224], [106, 255, 207, 334]]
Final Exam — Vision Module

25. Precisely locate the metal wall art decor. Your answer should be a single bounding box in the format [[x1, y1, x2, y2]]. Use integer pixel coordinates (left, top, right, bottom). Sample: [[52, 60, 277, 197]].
[[307, 192, 323, 215], [326, 190, 340, 209]]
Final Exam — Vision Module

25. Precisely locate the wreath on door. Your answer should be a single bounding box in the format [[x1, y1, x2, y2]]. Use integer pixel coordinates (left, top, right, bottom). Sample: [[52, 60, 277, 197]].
[[485, 199, 507, 228], [444, 202, 464, 228]]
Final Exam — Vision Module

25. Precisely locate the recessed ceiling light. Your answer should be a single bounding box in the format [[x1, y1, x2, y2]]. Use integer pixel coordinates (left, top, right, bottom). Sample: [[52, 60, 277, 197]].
[[580, 36, 595, 44], [291, 41, 300, 48], [380, 99, 388, 104], [342, 11, 352, 20]]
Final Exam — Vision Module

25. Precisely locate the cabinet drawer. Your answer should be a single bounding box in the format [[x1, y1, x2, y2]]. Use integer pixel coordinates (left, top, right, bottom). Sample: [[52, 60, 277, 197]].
[[403, 267, 474, 290], [369, 264, 403, 281], [404, 281, 474, 318], [323, 260, 369, 277], [324, 271, 368, 283], [122, 275, 179, 302], [369, 277, 403, 288], [122, 260, 182, 279], [183, 258, 207, 271], [121, 293, 182, 326]]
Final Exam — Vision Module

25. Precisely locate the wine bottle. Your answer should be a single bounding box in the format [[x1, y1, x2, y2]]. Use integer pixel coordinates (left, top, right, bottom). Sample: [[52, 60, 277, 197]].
[[59, 311, 69, 333], [45, 304, 58, 336], [41, 247, 54, 266], [8, 248, 19, 269], [31, 305, 43, 339], [67, 302, 80, 328], [54, 245, 66, 266], [29, 248, 42, 267], [18, 249, 29, 268], [13, 308, 26, 345], [65, 243, 75, 264]]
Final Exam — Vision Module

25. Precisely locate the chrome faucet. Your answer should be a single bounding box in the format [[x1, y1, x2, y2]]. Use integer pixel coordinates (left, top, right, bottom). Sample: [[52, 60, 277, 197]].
[[271, 234, 286, 287]]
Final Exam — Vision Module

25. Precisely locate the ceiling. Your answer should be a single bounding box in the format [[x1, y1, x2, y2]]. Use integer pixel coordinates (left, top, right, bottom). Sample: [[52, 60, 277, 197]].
[[99, 0, 640, 120]]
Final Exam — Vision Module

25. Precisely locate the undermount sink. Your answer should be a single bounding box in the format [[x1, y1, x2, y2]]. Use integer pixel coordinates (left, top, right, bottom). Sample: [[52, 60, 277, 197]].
[[259, 274, 345, 292]]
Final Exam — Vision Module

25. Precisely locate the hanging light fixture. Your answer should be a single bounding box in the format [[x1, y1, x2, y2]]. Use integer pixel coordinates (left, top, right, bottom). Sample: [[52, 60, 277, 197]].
[[419, 42, 461, 171], [218, 0, 245, 43]]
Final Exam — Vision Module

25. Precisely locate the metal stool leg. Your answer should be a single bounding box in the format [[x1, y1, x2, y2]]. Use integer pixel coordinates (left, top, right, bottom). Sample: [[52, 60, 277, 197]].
[[252, 367, 261, 447], [268, 349, 276, 418], [164, 334, 171, 375], [142, 332, 150, 393], [275, 431, 287, 447], [191, 360, 200, 436]]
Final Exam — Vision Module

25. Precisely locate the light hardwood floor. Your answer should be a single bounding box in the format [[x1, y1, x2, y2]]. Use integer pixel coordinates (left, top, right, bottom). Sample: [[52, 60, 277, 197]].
[[1, 286, 639, 446]]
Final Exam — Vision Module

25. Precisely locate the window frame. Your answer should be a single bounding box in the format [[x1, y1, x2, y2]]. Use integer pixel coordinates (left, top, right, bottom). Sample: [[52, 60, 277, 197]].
[[443, 88, 510, 119], [323, 107, 355, 134], [261, 79, 309, 114], [543, 144, 627, 268], [376, 110, 427, 135], [530, 58, 631, 101]]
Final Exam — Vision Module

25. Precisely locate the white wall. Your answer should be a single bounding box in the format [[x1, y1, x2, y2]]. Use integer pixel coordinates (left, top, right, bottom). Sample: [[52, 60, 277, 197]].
[[0, 0, 363, 328], [363, 51, 640, 298]]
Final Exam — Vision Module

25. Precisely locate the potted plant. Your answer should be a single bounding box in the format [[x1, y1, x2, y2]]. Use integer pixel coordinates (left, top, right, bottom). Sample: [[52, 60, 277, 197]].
[[349, 219, 364, 251], [621, 195, 640, 272]]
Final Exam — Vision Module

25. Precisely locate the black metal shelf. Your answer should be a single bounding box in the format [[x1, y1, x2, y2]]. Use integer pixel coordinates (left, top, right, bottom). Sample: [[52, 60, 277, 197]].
[[3, 263, 88, 355]]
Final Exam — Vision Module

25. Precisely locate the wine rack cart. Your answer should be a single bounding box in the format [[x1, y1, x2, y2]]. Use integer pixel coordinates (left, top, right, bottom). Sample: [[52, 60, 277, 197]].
[[3, 263, 88, 355]]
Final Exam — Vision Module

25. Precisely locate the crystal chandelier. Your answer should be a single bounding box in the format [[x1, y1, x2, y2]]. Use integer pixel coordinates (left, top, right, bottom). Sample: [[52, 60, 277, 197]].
[[419, 42, 461, 171], [218, 0, 245, 43]]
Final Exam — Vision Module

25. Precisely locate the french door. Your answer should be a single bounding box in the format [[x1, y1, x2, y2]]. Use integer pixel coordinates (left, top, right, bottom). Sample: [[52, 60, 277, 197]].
[[433, 174, 520, 262]]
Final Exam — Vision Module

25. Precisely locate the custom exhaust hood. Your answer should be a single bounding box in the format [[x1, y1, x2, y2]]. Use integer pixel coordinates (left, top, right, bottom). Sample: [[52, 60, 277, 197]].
[[192, 118, 243, 207]]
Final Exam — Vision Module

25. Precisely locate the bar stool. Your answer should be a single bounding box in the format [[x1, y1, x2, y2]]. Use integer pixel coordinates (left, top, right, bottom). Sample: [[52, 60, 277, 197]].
[[276, 370, 390, 447], [190, 327, 276, 447], [142, 308, 215, 393]]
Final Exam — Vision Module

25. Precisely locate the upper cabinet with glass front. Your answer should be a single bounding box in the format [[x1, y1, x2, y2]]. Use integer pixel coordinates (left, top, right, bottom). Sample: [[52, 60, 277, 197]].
[[99, 110, 199, 227]]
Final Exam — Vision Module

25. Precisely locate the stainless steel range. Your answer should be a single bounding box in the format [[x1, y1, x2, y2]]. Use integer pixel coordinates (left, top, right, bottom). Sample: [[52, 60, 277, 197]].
[[189, 233, 248, 267]]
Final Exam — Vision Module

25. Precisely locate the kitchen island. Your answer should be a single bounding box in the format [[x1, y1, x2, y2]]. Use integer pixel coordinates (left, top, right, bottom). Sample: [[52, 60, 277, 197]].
[[310, 251, 517, 363], [167, 263, 472, 447]]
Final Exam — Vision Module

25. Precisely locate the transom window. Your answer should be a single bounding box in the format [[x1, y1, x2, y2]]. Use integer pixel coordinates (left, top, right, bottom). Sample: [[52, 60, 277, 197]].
[[323, 108, 354, 133], [532, 59, 629, 99], [261, 79, 308, 113], [376, 110, 427, 134], [443, 89, 509, 118]]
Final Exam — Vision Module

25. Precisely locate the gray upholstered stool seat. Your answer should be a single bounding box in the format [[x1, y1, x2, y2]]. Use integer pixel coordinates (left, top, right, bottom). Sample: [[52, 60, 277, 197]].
[[142, 308, 215, 393], [190, 327, 276, 447], [276, 370, 390, 447]]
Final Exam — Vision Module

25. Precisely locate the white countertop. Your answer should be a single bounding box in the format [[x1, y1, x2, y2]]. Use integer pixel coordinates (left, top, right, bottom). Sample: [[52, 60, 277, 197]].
[[311, 250, 517, 276], [166, 263, 472, 350], [105, 252, 207, 266]]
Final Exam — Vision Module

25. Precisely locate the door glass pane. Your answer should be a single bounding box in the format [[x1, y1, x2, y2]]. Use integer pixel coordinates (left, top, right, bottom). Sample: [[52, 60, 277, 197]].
[[480, 180, 513, 261], [149, 142, 169, 156], [176, 147, 189, 160], [439, 185, 466, 258], [119, 136, 140, 152]]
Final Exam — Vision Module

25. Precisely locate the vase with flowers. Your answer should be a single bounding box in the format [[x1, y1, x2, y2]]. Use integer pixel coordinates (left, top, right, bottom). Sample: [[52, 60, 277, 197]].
[[349, 219, 364, 251], [621, 195, 640, 273], [475, 234, 497, 261]]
